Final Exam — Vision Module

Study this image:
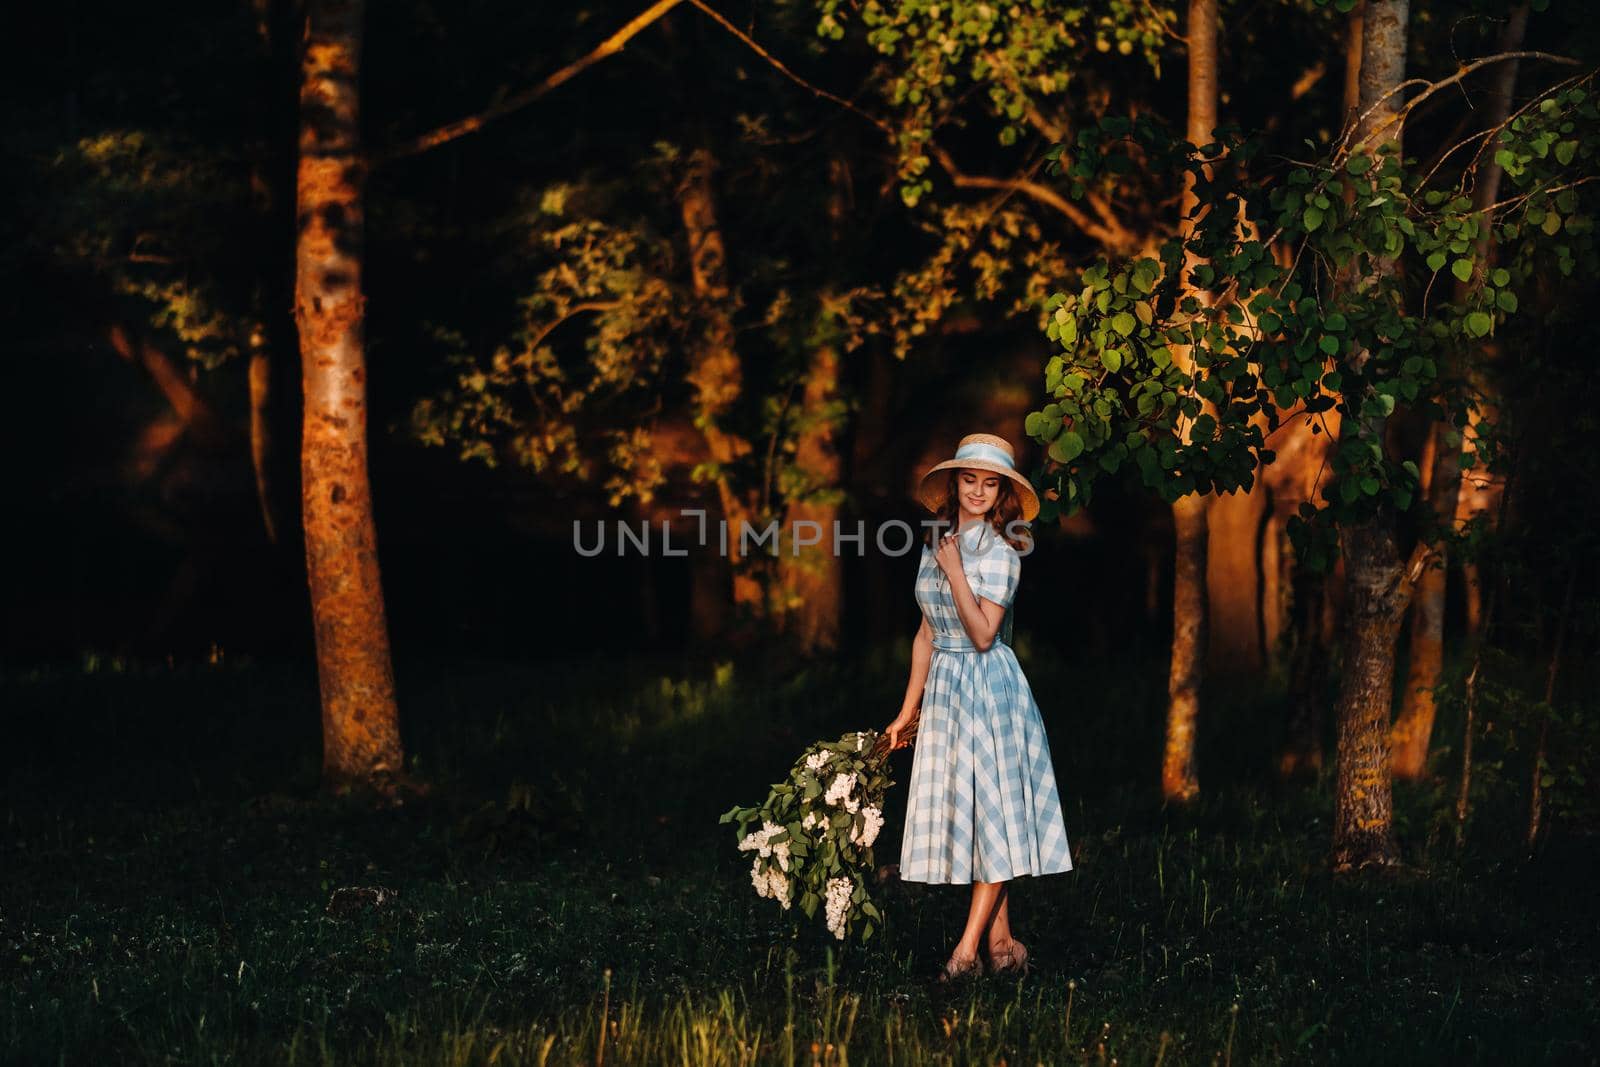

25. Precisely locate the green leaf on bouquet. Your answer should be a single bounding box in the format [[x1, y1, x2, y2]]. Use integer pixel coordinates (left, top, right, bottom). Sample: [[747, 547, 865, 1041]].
[[801, 891, 820, 919], [861, 921, 875, 943]]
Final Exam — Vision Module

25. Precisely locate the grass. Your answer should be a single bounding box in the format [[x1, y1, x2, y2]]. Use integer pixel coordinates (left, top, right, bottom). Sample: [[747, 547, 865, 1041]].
[[1, 640, 1596, 1065]]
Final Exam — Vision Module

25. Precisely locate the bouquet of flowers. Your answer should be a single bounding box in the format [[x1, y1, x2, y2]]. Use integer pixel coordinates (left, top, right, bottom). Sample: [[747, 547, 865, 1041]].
[[719, 723, 916, 942]]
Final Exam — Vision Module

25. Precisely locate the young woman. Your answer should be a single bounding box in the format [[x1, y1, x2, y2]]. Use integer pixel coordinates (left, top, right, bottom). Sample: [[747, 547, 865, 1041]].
[[883, 432, 1073, 980]]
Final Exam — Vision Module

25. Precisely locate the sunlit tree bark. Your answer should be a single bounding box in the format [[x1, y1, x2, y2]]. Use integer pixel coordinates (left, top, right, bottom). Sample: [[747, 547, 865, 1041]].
[[1204, 482, 1266, 672], [1330, 0, 1407, 872], [678, 145, 762, 623], [1391, 3, 1530, 779], [779, 158, 852, 653], [295, 0, 405, 793], [1162, 0, 1218, 804], [780, 341, 845, 653], [1271, 414, 1341, 776]]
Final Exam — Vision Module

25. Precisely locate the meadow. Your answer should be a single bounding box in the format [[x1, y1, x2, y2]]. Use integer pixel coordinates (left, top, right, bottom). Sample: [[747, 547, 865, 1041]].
[[2, 640, 1595, 1065]]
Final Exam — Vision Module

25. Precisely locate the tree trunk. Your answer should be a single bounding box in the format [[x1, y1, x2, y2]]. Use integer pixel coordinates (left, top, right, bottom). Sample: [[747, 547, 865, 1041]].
[[245, 0, 304, 546], [248, 333, 279, 544], [1161, 0, 1218, 803], [296, 0, 405, 794], [1526, 564, 1576, 855], [1254, 412, 1331, 671], [1392, 2, 1530, 780], [1280, 546, 1335, 777], [677, 145, 761, 625], [1330, 516, 1405, 870], [780, 342, 845, 654], [1165, 493, 1207, 801], [108, 325, 228, 449], [1330, 0, 1408, 872], [1342, 0, 1365, 129], [1205, 485, 1267, 672]]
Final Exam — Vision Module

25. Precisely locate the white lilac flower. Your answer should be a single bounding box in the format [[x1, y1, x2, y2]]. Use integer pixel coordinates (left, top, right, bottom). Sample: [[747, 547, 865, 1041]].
[[772, 839, 792, 872], [737, 820, 784, 858], [750, 857, 769, 898], [767, 868, 792, 909], [824, 876, 853, 940], [802, 811, 818, 830], [824, 772, 859, 810], [852, 805, 884, 848], [805, 751, 830, 773]]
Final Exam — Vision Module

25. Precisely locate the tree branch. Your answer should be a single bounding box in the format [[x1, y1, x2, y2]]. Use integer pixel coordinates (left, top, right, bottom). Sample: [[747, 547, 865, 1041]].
[[685, 0, 894, 138], [683, 0, 1135, 251], [1345, 50, 1584, 156], [375, 0, 684, 163], [928, 143, 1134, 251], [525, 301, 623, 356]]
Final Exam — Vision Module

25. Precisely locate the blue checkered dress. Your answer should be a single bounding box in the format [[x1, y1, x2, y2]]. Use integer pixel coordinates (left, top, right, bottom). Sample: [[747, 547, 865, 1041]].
[[900, 522, 1073, 884]]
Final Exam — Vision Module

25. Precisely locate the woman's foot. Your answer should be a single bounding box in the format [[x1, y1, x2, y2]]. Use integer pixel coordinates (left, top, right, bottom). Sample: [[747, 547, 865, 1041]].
[[937, 950, 983, 983], [988, 938, 1030, 977]]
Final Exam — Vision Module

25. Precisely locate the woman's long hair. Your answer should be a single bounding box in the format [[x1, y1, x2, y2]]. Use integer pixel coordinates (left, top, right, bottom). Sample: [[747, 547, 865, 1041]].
[[924, 469, 1034, 553]]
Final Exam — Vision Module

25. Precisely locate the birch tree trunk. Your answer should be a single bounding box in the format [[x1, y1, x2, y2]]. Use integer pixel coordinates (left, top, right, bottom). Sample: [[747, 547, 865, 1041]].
[[1330, 0, 1407, 872], [295, 0, 405, 792], [1391, 2, 1531, 779], [1162, 0, 1219, 803]]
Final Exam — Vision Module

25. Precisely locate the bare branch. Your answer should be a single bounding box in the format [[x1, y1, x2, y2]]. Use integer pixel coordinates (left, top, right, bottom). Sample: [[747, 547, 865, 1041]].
[[1291, 60, 1329, 101], [526, 301, 624, 356], [1345, 50, 1585, 156], [686, 0, 894, 139], [375, 0, 684, 163]]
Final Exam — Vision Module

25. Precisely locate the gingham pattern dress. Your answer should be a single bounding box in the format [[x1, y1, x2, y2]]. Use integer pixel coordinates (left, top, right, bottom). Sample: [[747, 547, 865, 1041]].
[[900, 522, 1073, 884]]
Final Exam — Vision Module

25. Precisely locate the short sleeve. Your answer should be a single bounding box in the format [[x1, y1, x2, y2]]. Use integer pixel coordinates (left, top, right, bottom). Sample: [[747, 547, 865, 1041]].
[[968, 544, 1021, 610]]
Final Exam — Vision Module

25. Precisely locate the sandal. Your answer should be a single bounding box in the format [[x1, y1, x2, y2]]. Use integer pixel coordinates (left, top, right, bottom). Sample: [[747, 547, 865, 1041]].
[[988, 939, 1030, 977], [937, 952, 984, 983]]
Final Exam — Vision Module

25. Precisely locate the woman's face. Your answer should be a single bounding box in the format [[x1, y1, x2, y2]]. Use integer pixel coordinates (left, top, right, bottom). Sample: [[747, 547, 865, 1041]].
[[956, 468, 1002, 521]]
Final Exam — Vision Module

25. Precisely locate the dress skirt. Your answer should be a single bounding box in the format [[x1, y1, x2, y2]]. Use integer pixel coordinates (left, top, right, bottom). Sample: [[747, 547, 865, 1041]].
[[899, 524, 1073, 884]]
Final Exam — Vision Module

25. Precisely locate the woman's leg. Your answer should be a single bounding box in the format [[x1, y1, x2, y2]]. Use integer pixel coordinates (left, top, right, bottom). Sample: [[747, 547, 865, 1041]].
[[984, 885, 1013, 955], [952, 880, 1008, 962]]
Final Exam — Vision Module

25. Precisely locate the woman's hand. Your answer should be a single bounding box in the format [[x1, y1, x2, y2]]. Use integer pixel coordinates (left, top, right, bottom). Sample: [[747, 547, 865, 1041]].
[[935, 530, 964, 580], [886, 707, 920, 751]]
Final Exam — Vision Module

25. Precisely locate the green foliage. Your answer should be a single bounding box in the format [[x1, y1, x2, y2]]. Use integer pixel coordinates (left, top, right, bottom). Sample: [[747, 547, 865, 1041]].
[[1028, 75, 1600, 569], [407, 181, 683, 504], [29, 129, 254, 369], [814, 0, 1174, 205]]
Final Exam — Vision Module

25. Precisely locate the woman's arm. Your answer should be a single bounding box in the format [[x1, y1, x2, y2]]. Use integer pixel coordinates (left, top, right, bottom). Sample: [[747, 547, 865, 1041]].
[[948, 570, 1006, 651], [898, 615, 933, 716], [886, 616, 932, 748]]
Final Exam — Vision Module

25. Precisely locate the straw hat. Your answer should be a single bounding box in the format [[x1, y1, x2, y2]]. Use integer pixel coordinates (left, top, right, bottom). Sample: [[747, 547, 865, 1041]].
[[917, 433, 1040, 522]]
